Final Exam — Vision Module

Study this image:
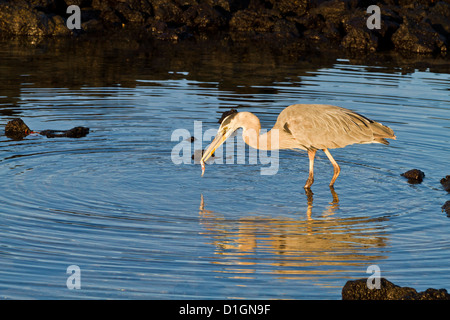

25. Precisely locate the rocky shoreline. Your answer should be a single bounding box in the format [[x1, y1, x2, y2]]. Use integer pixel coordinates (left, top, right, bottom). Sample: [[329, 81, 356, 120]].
[[0, 0, 449, 55], [342, 278, 450, 300]]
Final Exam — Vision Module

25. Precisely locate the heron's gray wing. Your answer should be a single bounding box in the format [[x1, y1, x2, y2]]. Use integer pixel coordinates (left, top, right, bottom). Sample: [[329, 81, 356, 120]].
[[277, 104, 382, 150]]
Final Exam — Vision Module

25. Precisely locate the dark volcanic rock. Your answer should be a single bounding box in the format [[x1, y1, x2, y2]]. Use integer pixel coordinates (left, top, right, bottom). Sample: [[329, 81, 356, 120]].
[[342, 278, 416, 300], [442, 200, 450, 216], [441, 175, 450, 192], [4, 118, 89, 139], [181, 3, 228, 32], [5, 118, 31, 140], [40, 126, 90, 138], [392, 17, 447, 54], [341, 24, 379, 52], [229, 8, 300, 40], [401, 169, 425, 184], [0, 0, 448, 54], [269, 0, 309, 17], [0, 0, 72, 37], [427, 2, 450, 38], [342, 278, 450, 300]]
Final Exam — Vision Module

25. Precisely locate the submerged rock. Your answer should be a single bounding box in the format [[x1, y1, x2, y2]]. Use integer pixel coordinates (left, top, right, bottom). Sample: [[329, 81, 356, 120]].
[[4, 118, 31, 140], [4, 118, 89, 139], [442, 200, 450, 217], [342, 278, 450, 300], [401, 169, 425, 184], [440, 175, 450, 192], [39, 127, 90, 138]]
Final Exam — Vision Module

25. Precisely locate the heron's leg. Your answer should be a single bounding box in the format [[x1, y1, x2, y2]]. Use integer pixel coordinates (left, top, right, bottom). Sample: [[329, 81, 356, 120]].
[[323, 149, 340, 187], [304, 149, 316, 189]]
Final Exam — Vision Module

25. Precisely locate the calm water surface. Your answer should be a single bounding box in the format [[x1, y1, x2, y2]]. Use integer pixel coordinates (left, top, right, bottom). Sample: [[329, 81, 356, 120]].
[[0, 39, 449, 299]]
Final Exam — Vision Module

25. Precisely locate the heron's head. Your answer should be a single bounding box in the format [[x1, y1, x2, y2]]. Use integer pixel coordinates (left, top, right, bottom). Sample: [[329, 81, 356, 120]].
[[201, 109, 240, 169]]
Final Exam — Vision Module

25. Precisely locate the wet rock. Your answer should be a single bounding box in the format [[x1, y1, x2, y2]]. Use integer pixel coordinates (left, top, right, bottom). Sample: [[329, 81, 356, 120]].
[[181, 3, 228, 32], [0, 0, 72, 37], [4, 118, 31, 140], [0, 0, 448, 55], [148, 19, 190, 41], [427, 2, 450, 38], [312, 0, 348, 22], [81, 17, 103, 33], [441, 175, 450, 192], [298, 0, 346, 43], [442, 200, 450, 216], [269, 0, 309, 17], [401, 169, 425, 184], [40, 127, 90, 138], [391, 17, 447, 54], [341, 24, 378, 52], [342, 278, 450, 300], [342, 278, 416, 300], [4, 118, 89, 139], [229, 9, 278, 36]]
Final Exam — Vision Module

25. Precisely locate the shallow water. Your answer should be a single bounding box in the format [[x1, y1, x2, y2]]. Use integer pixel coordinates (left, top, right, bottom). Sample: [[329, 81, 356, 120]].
[[0, 39, 449, 299]]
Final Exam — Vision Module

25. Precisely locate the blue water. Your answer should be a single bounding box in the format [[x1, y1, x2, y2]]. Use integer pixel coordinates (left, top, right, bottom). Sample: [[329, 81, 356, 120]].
[[0, 40, 449, 299]]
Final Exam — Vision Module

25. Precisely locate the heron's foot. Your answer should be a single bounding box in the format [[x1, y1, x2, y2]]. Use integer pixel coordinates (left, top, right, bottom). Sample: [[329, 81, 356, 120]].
[[304, 178, 314, 189], [329, 168, 340, 187]]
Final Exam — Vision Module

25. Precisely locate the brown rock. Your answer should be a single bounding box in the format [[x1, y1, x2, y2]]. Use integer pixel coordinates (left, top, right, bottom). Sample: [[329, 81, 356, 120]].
[[342, 278, 450, 300], [401, 169, 425, 184], [440, 175, 450, 192], [5, 118, 31, 140]]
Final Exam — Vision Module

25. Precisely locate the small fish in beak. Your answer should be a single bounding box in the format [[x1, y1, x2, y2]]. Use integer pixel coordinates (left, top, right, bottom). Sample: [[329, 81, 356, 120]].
[[201, 160, 206, 176]]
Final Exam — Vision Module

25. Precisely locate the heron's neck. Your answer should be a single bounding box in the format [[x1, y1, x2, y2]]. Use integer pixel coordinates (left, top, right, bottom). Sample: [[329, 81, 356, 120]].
[[242, 122, 276, 151]]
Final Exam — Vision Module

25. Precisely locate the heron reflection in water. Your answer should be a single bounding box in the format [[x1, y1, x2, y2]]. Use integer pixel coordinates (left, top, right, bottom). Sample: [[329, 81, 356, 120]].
[[199, 193, 388, 277], [201, 104, 396, 189]]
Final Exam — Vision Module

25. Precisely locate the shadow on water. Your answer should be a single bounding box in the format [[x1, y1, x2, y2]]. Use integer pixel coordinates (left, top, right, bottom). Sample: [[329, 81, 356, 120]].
[[199, 193, 388, 280]]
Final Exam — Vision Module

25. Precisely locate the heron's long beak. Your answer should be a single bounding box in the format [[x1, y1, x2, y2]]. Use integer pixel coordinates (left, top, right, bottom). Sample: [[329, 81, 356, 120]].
[[200, 129, 229, 176]]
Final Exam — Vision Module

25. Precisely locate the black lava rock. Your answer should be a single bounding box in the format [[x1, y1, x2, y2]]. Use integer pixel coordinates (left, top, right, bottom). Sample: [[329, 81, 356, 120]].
[[442, 200, 450, 217], [391, 17, 447, 54], [342, 278, 450, 300], [4, 118, 89, 139], [4, 118, 31, 140], [401, 169, 425, 184], [40, 126, 90, 138], [440, 175, 450, 192]]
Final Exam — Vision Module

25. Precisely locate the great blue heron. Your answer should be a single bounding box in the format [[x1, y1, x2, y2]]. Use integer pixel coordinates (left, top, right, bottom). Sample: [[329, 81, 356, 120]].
[[201, 104, 396, 189]]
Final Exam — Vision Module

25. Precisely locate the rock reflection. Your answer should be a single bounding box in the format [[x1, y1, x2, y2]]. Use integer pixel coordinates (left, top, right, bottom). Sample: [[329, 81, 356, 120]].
[[199, 193, 388, 279]]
